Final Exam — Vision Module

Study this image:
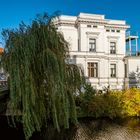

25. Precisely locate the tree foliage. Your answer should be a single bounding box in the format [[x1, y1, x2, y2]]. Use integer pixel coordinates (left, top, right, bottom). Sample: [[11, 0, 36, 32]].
[[1, 13, 84, 140], [122, 88, 140, 117]]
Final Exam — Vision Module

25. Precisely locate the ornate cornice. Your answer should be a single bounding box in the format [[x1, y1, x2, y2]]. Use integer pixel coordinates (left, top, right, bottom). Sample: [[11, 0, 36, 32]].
[[105, 25, 129, 30], [54, 14, 130, 30], [86, 32, 100, 37], [76, 18, 107, 25], [54, 19, 76, 27], [76, 18, 129, 29]]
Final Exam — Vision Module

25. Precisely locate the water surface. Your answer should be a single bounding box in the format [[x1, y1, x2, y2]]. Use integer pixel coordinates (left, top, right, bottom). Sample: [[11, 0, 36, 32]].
[[33, 118, 140, 140], [0, 116, 140, 140]]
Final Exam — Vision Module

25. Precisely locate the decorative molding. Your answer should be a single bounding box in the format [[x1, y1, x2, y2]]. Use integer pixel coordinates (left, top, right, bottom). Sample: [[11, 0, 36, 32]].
[[70, 54, 124, 60], [107, 36, 120, 39], [76, 18, 129, 29], [105, 25, 129, 29], [86, 32, 100, 36], [55, 18, 129, 29]]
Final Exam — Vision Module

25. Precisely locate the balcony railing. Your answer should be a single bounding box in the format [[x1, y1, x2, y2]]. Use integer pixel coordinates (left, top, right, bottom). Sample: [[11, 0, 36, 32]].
[[126, 31, 138, 38], [126, 51, 140, 56]]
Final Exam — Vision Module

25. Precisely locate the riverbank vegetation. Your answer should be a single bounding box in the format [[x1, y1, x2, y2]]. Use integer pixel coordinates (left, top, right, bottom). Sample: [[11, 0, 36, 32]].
[[75, 84, 140, 119]]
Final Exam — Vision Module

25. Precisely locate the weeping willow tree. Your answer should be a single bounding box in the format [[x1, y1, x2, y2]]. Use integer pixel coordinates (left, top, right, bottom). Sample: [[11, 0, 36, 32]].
[[1, 13, 84, 140]]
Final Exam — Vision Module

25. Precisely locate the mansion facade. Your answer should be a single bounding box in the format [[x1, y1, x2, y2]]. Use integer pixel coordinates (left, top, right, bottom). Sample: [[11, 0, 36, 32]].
[[54, 13, 140, 90]]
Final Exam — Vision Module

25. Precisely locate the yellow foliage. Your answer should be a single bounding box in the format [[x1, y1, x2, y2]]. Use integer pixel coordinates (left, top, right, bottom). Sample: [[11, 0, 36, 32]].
[[76, 86, 140, 118], [122, 88, 140, 117]]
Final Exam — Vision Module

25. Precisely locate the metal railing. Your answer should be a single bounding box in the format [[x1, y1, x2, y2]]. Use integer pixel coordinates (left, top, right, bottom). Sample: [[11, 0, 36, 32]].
[[126, 31, 138, 38], [126, 51, 140, 56]]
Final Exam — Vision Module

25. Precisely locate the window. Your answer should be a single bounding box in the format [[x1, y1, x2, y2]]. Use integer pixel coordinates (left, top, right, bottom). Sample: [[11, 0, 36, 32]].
[[111, 30, 115, 32], [93, 25, 97, 28], [89, 38, 96, 52], [88, 62, 98, 78], [110, 64, 116, 78], [117, 30, 120, 33], [110, 42, 116, 54], [87, 25, 91, 28], [106, 29, 110, 32]]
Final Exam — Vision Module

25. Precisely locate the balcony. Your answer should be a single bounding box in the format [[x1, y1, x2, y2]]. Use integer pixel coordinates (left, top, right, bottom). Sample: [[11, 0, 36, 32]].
[[126, 31, 139, 56], [126, 51, 140, 56], [126, 31, 138, 41]]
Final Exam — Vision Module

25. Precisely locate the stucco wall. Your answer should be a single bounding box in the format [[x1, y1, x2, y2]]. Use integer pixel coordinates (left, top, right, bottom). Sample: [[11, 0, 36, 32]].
[[56, 13, 130, 90]]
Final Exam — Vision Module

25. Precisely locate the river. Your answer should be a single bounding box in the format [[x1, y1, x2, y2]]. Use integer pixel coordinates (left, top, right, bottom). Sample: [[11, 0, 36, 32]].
[[0, 117, 140, 140], [32, 117, 140, 140], [72, 118, 140, 140]]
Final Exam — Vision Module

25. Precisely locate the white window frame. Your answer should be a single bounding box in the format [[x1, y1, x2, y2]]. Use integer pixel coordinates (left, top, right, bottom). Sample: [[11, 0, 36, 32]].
[[89, 38, 96, 52], [107, 36, 119, 54], [110, 63, 116, 78], [110, 42, 116, 54], [88, 62, 98, 78], [86, 32, 99, 52]]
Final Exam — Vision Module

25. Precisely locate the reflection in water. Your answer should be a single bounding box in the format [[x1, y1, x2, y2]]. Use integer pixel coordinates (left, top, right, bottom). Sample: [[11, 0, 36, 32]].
[[0, 116, 139, 140], [32, 118, 140, 140], [74, 118, 140, 140]]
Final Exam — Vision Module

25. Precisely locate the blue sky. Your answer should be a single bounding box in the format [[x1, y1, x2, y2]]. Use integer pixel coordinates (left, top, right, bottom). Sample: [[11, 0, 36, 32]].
[[0, 0, 140, 47]]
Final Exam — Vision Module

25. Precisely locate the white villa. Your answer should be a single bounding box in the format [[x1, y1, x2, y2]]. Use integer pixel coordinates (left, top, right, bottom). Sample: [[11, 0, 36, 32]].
[[54, 13, 140, 90]]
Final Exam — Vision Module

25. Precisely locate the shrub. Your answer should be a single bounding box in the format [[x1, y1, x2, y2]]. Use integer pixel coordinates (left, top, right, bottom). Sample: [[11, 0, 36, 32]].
[[75, 83, 96, 117], [75, 86, 140, 119], [122, 88, 140, 117]]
